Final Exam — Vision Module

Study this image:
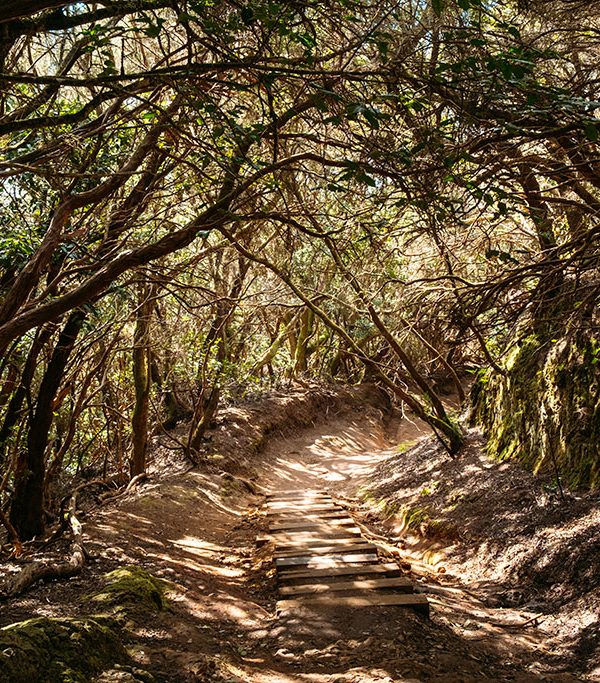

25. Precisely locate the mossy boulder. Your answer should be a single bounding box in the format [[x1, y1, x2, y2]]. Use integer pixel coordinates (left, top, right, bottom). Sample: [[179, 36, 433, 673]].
[[88, 565, 167, 621], [0, 566, 166, 683], [472, 330, 600, 490], [0, 615, 126, 683]]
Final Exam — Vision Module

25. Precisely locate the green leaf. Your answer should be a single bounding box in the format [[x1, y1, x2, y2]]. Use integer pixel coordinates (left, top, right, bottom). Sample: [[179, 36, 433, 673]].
[[584, 121, 599, 141], [363, 108, 380, 129], [432, 0, 445, 15], [358, 171, 377, 187], [241, 6, 254, 25], [145, 23, 162, 37]]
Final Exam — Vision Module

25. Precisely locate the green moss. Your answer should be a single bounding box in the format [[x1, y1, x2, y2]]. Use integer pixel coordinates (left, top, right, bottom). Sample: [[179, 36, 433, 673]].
[[473, 330, 600, 490], [89, 565, 167, 617], [0, 566, 166, 683], [396, 439, 418, 454], [0, 616, 126, 683], [401, 505, 430, 531], [444, 489, 466, 512], [398, 505, 457, 539], [359, 489, 402, 517], [419, 481, 440, 497]]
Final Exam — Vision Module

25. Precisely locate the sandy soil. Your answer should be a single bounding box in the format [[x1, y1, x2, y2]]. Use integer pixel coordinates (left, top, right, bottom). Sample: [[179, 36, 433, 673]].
[[0, 387, 596, 682]]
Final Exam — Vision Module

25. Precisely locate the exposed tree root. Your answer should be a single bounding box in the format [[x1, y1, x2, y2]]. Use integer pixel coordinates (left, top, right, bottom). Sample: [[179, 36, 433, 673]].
[[0, 507, 22, 558], [1, 494, 85, 599]]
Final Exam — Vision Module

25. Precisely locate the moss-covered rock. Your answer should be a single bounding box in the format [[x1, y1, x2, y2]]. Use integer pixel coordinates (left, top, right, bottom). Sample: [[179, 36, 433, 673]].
[[88, 565, 167, 621], [0, 616, 126, 683], [0, 566, 166, 683], [472, 330, 600, 490]]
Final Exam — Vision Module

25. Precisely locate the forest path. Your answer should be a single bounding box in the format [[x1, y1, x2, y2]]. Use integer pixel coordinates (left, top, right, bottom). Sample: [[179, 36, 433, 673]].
[[240, 410, 580, 683], [256, 408, 393, 497], [82, 409, 583, 681], [17, 405, 582, 682]]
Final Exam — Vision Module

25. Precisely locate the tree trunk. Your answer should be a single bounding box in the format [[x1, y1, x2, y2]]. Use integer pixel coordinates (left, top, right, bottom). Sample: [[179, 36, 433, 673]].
[[249, 310, 303, 377], [293, 308, 314, 375], [10, 311, 85, 540], [0, 326, 54, 469], [130, 282, 154, 478]]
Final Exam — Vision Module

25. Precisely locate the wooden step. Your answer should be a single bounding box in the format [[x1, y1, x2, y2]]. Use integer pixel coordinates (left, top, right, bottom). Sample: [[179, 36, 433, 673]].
[[274, 542, 376, 558], [279, 576, 414, 596], [268, 510, 350, 521], [276, 593, 429, 616], [269, 517, 360, 533], [273, 537, 370, 553], [271, 527, 362, 538], [258, 529, 361, 546], [267, 504, 340, 514], [275, 552, 378, 568], [267, 495, 332, 503], [267, 495, 330, 503], [278, 562, 403, 583], [267, 490, 328, 498]]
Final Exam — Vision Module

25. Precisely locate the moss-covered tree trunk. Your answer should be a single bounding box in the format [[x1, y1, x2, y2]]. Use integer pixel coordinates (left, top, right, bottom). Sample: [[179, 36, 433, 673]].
[[293, 307, 314, 375], [472, 330, 600, 490], [130, 282, 155, 478]]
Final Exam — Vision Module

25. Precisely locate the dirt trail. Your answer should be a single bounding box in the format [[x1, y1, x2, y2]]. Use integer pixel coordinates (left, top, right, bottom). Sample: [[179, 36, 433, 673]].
[[1, 399, 590, 682], [250, 411, 585, 683], [257, 411, 389, 496]]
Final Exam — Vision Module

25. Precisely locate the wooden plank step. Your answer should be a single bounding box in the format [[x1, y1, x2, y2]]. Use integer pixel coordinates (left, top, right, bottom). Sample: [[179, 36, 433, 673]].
[[272, 527, 362, 538], [268, 510, 350, 521], [268, 519, 356, 532], [279, 576, 414, 596], [274, 537, 370, 552], [267, 493, 332, 503], [267, 495, 332, 503], [278, 562, 403, 582], [269, 500, 334, 508], [275, 552, 378, 568], [258, 529, 361, 546], [267, 496, 334, 503], [267, 510, 342, 519], [274, 542, 376, 558], [271, 530, 362, 541], [266, 490, 328, 498], [276, 593, 429, 616], [267, 504, 340, 513]]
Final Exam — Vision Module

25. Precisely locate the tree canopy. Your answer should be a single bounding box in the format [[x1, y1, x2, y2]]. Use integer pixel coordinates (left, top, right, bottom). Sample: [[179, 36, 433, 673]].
[[0, 0, 599, 540]]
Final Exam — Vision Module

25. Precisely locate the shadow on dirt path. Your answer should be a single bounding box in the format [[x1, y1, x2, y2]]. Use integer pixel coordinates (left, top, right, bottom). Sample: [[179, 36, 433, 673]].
[[1, 394, 591, 682]]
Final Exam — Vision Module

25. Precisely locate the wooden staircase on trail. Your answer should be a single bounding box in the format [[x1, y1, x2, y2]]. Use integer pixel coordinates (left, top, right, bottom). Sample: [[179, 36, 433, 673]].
[[259, 490, 429, 616]]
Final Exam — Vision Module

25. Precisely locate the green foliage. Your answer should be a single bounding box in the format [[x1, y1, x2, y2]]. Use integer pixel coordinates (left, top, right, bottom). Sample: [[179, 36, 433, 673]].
[[0, 226, 39, 270], [1, 0, 600, 521]]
